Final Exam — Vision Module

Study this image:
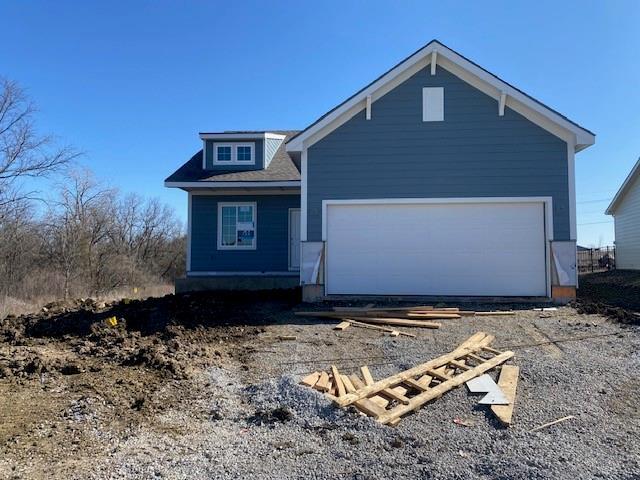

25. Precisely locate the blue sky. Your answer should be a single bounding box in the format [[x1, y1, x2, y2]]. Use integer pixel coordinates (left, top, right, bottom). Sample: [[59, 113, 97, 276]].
[[1, 1, 638, 246]]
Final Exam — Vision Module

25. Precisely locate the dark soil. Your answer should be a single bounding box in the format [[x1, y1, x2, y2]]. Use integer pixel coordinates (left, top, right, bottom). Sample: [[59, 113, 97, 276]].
[[0, 288, 302, 379], [575, 270, 640, 325]]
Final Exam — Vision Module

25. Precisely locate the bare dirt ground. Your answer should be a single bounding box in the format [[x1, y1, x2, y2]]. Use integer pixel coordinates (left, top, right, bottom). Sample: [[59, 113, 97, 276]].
[[0, 279, 639, 479]]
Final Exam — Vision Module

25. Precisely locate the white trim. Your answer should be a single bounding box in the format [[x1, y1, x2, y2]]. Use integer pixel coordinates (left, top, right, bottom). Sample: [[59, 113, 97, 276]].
[[213, 142, 255, 165], [286, 41, 594, 152], [321, 197, 553, 297], [165, 181, 300, 188], [202, 139, 207, 169], [365, 95, 372, 120], [200, 132, 286, 140], [498, 92, 507, 116], [567, 141, 577, 239], [300, 147, 308, 241], [187, 192, 192, 272], [190, 189, 300, 196], [288, 208, 301, 271], [605, 157, 640, 215], [187, 271, 298, 277], [217, 201, 257, 250], [430, 50, 437, 75]]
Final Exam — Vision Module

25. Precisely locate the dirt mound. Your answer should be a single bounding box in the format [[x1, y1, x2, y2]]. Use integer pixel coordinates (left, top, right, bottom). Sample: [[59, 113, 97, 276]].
[[0, 288, 300, 379], [576, 271, 640, 326]]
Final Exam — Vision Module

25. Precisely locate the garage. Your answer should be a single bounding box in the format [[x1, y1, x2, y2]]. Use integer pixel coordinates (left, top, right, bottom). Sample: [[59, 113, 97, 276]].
[[324, 199, 549, 296]]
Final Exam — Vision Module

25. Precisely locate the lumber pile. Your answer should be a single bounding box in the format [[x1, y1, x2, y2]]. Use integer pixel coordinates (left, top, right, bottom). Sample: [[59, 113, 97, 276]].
[[300, 332, 518, 426], [295, 305, 515, 338]]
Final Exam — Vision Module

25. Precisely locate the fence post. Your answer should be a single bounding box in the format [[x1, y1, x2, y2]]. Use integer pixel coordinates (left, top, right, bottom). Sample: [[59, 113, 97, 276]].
[[590, 249, 594, 273]]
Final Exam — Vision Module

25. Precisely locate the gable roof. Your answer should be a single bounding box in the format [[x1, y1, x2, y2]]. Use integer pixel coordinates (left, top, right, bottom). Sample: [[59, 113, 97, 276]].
[[286, 39, 595, 153], [605, 157, 640, 215], [165, 130, 301, 188]]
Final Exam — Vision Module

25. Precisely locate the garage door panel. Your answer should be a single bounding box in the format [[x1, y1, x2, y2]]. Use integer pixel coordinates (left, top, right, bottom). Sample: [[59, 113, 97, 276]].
[[326, 202, 547, 296]]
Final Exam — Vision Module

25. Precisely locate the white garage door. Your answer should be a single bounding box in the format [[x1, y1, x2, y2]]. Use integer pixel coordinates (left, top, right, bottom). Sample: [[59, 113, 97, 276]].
[[325, 201, 547, 296]]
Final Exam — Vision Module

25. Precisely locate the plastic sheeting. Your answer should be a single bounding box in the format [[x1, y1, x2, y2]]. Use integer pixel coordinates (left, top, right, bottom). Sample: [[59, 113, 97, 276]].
[[300, 242, 324, 285], [551, 241, 577, 286]]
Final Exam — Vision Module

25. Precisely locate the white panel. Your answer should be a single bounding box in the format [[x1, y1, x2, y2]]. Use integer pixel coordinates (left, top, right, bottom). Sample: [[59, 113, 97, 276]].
[[326, 202, 546, 296], [422, 87, 444, 122]]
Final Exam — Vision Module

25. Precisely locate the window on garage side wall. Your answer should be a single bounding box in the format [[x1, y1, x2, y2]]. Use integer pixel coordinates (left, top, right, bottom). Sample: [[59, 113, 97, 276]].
[[217, 202, 257, 250]]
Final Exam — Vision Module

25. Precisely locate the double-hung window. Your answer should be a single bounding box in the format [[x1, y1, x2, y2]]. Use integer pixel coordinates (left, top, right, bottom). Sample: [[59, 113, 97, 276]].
[[217, 202, 257, 250], [213, 142, 255, 165]]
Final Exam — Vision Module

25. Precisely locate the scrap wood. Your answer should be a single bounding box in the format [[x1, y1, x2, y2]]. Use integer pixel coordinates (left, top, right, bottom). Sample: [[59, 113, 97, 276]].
[[331, 365, 346, 397], [491, 365, 519, 426], [345, 319, 416, 338], [334, 332, 495, 407], [278, 335, 297, 341], [334, 321, 351, 331], [300, 371, 321, 388], [315, 371, 331, 392], [334, 305, 438, 312], [530, 415, 575, 432], [343, 317, 441, 329]]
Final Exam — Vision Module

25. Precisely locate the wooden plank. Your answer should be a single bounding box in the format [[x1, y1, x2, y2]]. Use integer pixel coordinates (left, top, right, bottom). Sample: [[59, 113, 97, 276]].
[[341, 374, 356, 393], [343, 317, 442, 329], [346, 319, 417, 337], [331, 365, 346, 397], [390, 330, 400, 337], [315, 371, 330, 392], [481, 346, 502, 355], [376, 351, 514, 424], [491, 365, 519, 426], [426, 369, 452, 382], [380, 388, 411, 405], [345, 374, 387, 417], [402, 377, 429, 391], [475, 311, 515, 316], [300, 371, 321, 388], [449, 360, 472, 371], [360, 366, 374, 386], [295, 311, 457, 321], [334, 332, 494, 407], [334, 321, 351, 331]]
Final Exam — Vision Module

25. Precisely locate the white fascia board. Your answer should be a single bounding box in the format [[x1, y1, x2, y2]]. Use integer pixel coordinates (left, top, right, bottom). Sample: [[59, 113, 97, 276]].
[[199, 132, 287, 140], [286, 41, 594, 153], [165, 181, 301, 189], [605, 157, 640, 215]]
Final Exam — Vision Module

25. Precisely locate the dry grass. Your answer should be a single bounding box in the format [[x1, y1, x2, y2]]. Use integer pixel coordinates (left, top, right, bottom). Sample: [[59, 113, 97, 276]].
[[0, 284, 174, 319]]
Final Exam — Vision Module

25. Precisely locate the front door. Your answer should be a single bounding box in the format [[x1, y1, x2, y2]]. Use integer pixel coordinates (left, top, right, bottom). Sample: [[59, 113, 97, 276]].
[[288, 208, 301, 271]]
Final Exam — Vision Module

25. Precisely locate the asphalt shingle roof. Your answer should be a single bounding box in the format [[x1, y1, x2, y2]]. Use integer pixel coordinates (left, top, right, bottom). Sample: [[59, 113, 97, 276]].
[[165, 130, 300, 183]]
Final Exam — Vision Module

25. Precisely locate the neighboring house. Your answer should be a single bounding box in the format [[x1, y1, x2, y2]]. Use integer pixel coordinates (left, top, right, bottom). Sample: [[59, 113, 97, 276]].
[[605, 158, 640, 269], [165, 40, 595, 301]]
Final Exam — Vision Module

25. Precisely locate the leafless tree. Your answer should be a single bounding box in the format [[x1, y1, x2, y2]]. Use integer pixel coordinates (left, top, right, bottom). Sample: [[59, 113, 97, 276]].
[[0, 77, 78, 217]]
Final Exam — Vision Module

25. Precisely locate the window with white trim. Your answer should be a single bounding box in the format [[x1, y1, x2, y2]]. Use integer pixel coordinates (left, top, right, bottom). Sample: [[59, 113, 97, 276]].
[[213, 142, 255, 165], [217, 202, 257, 249]]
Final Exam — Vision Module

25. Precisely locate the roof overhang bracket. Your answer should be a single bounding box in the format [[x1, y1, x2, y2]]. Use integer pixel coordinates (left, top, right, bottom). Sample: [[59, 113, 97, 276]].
[[430, 51, 437, 75], [499, 92, 507, 116], [366, 95, 372, 120]]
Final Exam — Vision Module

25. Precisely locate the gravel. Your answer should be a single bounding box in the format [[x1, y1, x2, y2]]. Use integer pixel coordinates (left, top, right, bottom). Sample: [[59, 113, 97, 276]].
[[69, 307, 640, 480]]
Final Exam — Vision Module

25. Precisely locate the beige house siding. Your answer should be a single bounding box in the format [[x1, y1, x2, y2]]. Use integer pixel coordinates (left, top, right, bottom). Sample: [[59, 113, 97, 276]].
[[614, 174, 640, 269]]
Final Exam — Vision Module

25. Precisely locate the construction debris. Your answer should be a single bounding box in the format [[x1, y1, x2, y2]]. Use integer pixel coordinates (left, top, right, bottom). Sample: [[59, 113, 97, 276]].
[[299, 332, 515, 426], [465, 374, 509, 405], [333, 321, 351, 331], [342, 319, 416, 338], [491, 365, 519, 426], [530, 415, 575, 432]]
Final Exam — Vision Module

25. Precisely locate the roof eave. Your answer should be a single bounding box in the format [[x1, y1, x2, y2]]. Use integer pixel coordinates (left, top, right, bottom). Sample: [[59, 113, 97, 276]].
[[605, 157, 640, 215]]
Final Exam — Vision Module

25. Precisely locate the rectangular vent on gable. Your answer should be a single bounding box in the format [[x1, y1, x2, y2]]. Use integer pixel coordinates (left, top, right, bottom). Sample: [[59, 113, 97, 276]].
[[422, 87, 444, 122]]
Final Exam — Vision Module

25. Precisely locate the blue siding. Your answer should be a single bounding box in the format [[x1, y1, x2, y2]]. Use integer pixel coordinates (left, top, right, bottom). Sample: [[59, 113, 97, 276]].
[[307, 65, 570, 241], [204, 139, 265, 171], [190, 194, 300, 272], [264, 137, 283, 167]]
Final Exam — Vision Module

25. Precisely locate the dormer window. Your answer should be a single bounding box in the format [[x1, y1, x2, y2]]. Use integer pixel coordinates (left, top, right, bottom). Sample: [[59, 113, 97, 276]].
[[213, 142, 255, 165]]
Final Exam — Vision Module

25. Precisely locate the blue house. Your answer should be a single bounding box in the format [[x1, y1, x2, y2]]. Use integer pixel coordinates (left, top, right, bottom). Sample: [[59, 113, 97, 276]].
[[165, 40, 595, 302]]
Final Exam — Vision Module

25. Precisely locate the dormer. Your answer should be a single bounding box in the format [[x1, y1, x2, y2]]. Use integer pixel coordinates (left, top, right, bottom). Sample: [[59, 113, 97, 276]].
[[199, 132, 287, 171]]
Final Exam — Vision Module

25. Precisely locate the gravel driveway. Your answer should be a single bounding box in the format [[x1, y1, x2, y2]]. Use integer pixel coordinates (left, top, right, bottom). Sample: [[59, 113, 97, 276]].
[[11, 305, 631, 480]]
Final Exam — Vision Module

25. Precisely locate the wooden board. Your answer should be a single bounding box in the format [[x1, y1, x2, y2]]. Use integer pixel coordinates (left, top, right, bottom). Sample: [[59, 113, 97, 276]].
[[343, 317, 442, 328], [490, 365, 519, 426], [295, 311, 457, 321], [300, 372, 321, 388], [315, 371, 330, 392], [360, 366, 374, 386], [331, 365, 346, 397], [346, 320, 417, 337], [334, 321, 351, 331]]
